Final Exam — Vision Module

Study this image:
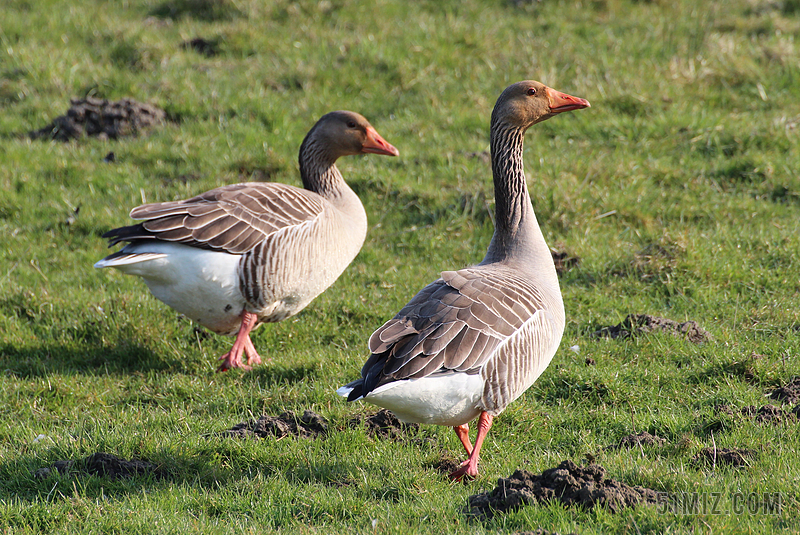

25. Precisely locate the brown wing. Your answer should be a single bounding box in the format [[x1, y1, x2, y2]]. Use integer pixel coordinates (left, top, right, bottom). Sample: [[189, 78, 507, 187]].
[[102, 183, 326, 254], [352, 266, 555, 400]]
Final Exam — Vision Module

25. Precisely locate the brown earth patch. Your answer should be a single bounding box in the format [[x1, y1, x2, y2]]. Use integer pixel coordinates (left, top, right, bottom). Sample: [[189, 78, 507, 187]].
[[220, 410, 328, 439], [741, 404, 797, 424], [181, 37, 220, 56], [715, 403, 797, 424], [349, 409, 419, 440], [768, 376, 800, 405], [606, 431, 668, 450], [552, 250, 581, 275], [692, 447, 755, 468], [30, 97, 165, 141], [467, 460, 660, 519], [593, 314, 712, 344], [429, 457, 463, 475], [34, 452, 160, 479], [714, 403, 737, 416]]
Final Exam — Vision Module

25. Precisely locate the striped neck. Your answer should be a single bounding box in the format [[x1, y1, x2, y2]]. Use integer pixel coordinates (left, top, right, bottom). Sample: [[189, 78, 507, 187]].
[[482, 118, 545, 264], [298, 132, 345, 198], [490, 124, 528, 237]]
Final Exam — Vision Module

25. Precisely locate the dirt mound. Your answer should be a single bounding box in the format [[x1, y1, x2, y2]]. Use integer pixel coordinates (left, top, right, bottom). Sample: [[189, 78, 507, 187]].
[[715, 403, 797, 424], [220, 410, 328, 439], [349, 409, 419, 440], [741, 404, 797, 424], [429, 456, 462, 475], [714, 403, 736, 416], [551, 250, 580, 275], [692, 447, 755, 468], [607, 431, 667, 450], [181, 37, 220, 56], [467, 460, 660, 519], [769, 376, 800, 404], [593, 314, 712, 344], [30, 97, 165, 141], [33, 452, 159, 479]]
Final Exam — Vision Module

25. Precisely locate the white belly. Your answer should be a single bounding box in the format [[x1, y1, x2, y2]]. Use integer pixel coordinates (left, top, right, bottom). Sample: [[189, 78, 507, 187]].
[[360, 372, 485, 426], [95, 242, 246, 335]]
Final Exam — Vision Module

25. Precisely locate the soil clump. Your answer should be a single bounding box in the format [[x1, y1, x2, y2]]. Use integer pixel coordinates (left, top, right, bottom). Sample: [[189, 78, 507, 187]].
[[769, 376, 800, 405], [715, 403, 797, 424], [349, 409, 419, 440], [593, 314, 711, 344], [30, 97, 165, 141], [220, 410, 328, 439], [606, 431, 668, 450], [34, 452, 159, 479], [182, 37, 220, 56], [467, 460, 660, 519], [692, 447, 755, 468], [551, 250, 580, 275]]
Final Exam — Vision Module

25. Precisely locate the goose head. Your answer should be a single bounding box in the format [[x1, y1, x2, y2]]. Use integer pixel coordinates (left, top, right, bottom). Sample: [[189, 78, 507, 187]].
[[310, 110, 399, 159], [491, 80, 590, 131]]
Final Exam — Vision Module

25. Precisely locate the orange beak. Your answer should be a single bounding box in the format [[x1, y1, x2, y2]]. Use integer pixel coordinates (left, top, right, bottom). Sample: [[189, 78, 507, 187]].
[[362, 126, 400, 156], [546, 87, 591, 113]]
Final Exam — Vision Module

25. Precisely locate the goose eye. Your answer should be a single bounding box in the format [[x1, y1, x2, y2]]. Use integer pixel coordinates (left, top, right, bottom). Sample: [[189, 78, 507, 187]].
[[526, 87, 537, 96], [346, 121, 357, 128]]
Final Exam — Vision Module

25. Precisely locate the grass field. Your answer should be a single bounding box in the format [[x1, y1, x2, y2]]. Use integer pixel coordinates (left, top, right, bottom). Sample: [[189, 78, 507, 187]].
[[1, 0, 800, 533]]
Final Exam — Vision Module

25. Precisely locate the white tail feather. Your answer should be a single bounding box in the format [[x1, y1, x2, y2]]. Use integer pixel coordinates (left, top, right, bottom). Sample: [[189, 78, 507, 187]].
[[94, 252, 167, 269]]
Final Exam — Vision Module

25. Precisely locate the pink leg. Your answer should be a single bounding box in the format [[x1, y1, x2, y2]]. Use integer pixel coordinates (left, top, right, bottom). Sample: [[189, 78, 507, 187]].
[[453, 424, 473, 455], [217, 311, 262, 372], [449, 412, 494, 481]]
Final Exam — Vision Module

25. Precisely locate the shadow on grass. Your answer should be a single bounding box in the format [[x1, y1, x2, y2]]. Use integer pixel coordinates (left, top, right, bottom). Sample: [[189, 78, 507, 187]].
[[0, 341, 323, 387], [684, 356, 765, 387], [0, 447, 247, 503], [0, 340, 179, 377], [243, 362, 319, 388], [0, 444, 376, 504], [147, 0, 244, 21]]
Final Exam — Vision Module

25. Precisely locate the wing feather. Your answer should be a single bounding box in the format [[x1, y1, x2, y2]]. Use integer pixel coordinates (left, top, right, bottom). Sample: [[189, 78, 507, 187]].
[[354, 265, 563, 408], [182, 209, 229, 230], [141, 215, 190, 233], [421, 321, 459, 355], [104, 182, 326, 255], [443, 326, 479, 369], [457, 332, 495, 371]]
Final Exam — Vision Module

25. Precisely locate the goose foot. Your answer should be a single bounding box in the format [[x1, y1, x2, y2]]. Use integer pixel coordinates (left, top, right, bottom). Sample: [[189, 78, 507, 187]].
[[217, 311, 261, 371], [449, 412, 494, 482]]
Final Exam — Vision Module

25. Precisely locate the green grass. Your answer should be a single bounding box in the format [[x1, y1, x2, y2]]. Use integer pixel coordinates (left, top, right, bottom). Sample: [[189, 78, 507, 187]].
[[2, 0, 800, 532]]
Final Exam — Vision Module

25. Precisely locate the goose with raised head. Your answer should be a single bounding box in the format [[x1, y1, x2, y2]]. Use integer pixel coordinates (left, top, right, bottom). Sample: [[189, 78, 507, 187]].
[[96, 111, 398, 371], [337, 82, 589, 480]]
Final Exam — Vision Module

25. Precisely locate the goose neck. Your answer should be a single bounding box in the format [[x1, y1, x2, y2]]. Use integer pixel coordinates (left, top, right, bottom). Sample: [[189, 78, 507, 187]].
[[483, 121, 551, 266], [490, 124, 528, 235], [298, 136, 345, 198]]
